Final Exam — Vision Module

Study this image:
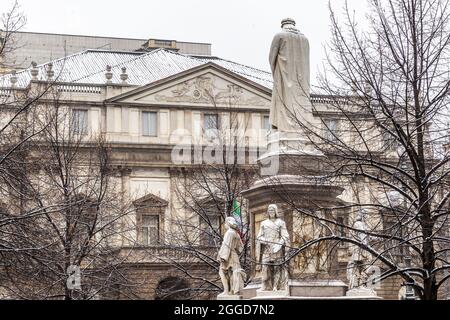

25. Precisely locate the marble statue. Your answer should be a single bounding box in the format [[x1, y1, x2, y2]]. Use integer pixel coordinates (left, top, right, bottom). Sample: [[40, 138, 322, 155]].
[[347, 209, 370, 290], [217, 217, 246, 296], [269, 18, 311, 132], [256, 204, 291, 291]]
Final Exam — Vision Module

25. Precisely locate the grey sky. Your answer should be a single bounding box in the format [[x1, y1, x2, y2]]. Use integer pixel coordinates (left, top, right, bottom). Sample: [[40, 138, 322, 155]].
[[14, 0, 367, 82]]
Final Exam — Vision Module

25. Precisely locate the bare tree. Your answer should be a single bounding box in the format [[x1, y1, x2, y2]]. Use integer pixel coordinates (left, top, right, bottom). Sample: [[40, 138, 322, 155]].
[[0, 4, 81, 291], [0, 2, 58, 261], [278, 0, 450, 300], [147, 99, 260, 299], [0, 90, 139, 300], [0, 1, 26, 73]]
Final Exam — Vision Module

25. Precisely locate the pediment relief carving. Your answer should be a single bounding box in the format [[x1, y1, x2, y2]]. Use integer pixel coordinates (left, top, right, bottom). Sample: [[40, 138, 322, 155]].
[[132, 72, 270, 107]]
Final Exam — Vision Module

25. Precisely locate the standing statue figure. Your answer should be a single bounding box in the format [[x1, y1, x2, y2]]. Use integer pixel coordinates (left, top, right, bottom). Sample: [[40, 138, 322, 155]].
[[256, 204, 291, 292], [347, 209, 371, 290], [217, 217, 246, 297], [269, 18, 311, 132]]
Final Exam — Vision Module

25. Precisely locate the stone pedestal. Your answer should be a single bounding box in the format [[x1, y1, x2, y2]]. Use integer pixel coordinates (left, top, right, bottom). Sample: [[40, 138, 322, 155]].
[[264, 131, 322, 157], [259, 131, 325, 177], [217, 294, 243, 301], [253, 289, 290, 300], [242, 279, 348, 300], [346, 287, 381, 300], [242, 132, 350, 300]]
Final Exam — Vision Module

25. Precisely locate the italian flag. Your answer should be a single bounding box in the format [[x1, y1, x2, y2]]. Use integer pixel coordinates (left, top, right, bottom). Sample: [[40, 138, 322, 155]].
[[232, 199, 245, 239]]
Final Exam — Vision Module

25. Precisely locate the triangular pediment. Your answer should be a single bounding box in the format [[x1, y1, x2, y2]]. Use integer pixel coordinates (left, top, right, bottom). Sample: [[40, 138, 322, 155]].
[[106, 63, 271, 109], [133, 193, 168, 207]]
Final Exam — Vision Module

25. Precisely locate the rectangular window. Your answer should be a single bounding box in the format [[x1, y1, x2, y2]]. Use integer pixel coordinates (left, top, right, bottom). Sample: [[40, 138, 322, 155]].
[[142, 111, 157, 137], [141, 215, 160, 246], [324, 119, 339, 141], [336, 216, 347, 247], [204, 114, 219, 131], [383, 215, 405, 261], [383, 131, 397, 151], [72, 109, 88, 135], [263, 115, 270, 131], [200, 214, 221, 247]]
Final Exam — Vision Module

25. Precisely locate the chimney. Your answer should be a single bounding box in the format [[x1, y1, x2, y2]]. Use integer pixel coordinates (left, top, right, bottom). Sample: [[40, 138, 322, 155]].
[[142, 39, 178, 51]]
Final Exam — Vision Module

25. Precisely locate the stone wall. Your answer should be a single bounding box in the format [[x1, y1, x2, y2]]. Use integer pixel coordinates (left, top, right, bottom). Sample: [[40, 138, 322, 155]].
[[117, 263, 218, 300]]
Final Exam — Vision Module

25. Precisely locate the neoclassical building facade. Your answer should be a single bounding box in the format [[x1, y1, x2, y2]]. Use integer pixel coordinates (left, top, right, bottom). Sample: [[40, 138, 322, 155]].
[[1, 46, 448, 300]]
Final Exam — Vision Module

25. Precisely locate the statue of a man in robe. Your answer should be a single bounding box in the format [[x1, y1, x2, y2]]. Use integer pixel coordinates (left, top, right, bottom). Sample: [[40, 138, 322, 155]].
[[256, 204, 291, 291], [269, 18, 311, 132], [347, 209, 371, 290], [217, 217, 246, 296]]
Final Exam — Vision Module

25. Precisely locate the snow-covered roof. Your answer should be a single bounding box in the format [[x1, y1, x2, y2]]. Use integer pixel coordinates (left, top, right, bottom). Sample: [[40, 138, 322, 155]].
[[0, 49, 273, 90]]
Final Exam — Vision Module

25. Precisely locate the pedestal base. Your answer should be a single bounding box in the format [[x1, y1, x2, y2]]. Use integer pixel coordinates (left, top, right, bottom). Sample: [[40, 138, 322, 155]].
[[217, 293, 243, 301], [346, 287, 381, 300], [242, 279, 348, 300], [250, 289, 290, 300], [243, 281, 384, 300], [264, 131, 324, 157]]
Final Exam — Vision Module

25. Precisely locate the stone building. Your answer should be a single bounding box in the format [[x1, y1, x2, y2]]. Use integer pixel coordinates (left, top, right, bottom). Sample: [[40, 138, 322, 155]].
[[0, 42, 448, 300], [0, 47, 272, 300], [0, 31, 211, 72]]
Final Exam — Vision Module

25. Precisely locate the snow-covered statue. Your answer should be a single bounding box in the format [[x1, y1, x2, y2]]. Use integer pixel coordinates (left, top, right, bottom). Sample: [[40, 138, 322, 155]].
[[256, 204, 291, 291], [347, 209, 371, 290], [269, 18, 311, 132], [217, 217, 246, 297], [385, 190, 403, 208]]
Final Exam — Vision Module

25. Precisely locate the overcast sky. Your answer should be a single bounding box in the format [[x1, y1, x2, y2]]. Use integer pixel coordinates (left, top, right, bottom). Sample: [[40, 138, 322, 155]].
[[14, 0, 368, 83]]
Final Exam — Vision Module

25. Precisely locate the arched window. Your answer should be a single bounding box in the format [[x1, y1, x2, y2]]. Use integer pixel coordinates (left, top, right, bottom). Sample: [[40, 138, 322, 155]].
[[155, 277, 190, 300]]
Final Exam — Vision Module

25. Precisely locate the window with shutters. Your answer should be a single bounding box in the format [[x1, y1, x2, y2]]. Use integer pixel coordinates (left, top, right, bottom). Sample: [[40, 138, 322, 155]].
[[382, 213, 405, 262], [200, 213, 221, 247], [323, 119, 339, 142], [336, 216, 348, 247], [142, 111, 158, 137], [72, 109, 88, 135], [204, 113, 219, 131], [141, 215, 160, 246], [134, 193, 168, 247], [382, 131, 398, 151], [263, 115, 270, 131]]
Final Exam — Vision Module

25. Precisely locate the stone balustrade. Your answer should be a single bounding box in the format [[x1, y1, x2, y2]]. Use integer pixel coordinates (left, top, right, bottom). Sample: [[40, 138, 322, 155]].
[[57, 83, 103, 94], [118, 246, 217, 264]]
